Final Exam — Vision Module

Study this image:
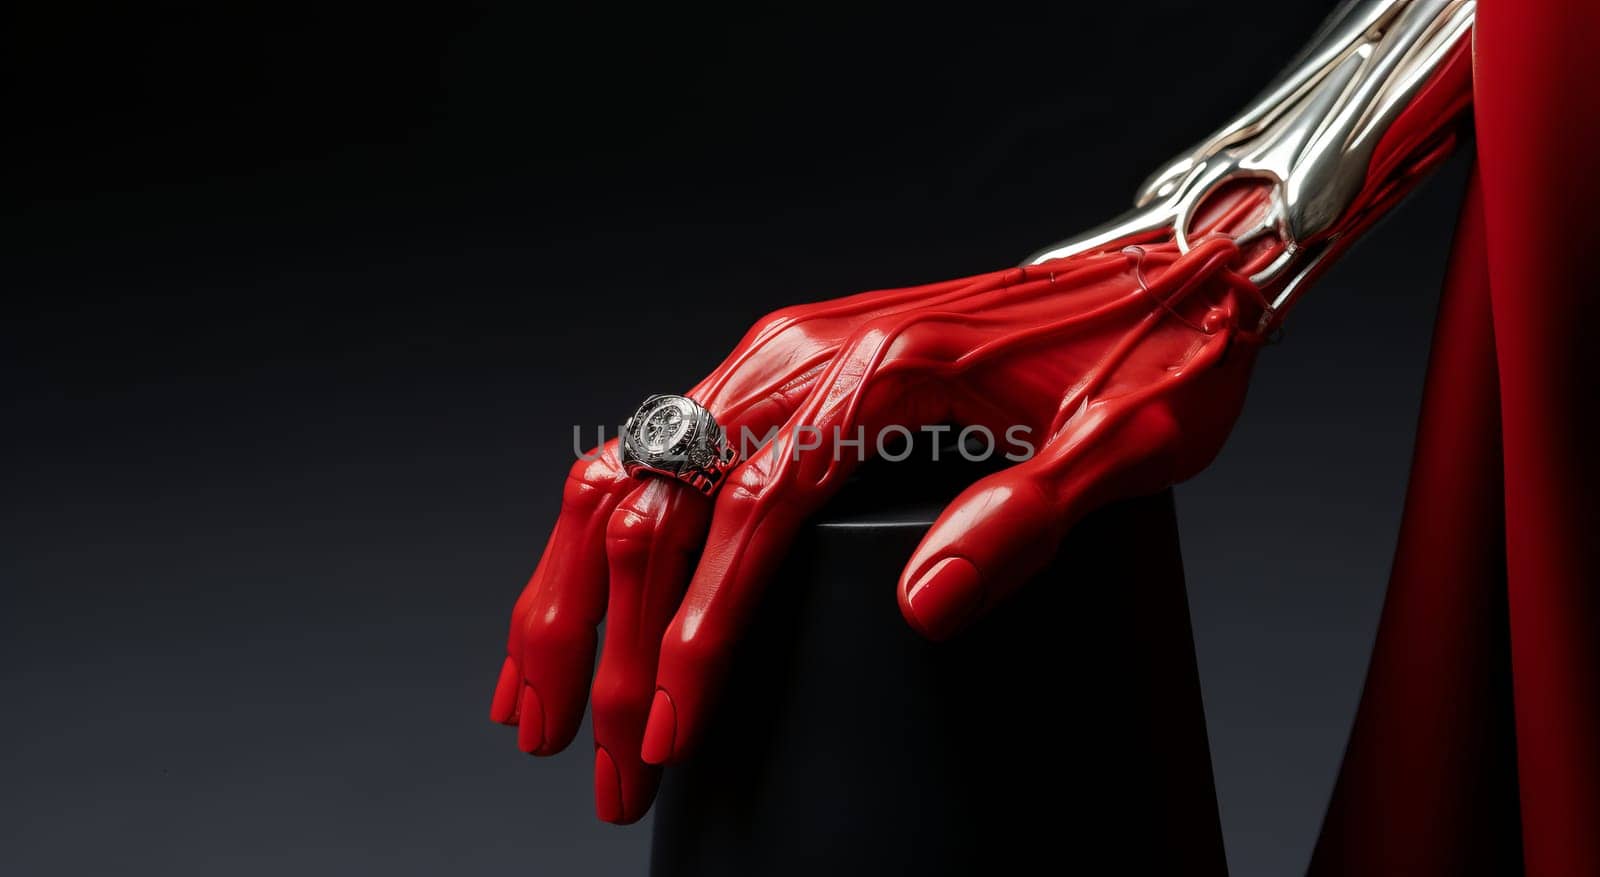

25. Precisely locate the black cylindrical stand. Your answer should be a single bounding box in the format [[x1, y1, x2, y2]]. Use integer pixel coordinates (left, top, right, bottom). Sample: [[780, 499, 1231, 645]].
[[650, 456, 1227, 876]]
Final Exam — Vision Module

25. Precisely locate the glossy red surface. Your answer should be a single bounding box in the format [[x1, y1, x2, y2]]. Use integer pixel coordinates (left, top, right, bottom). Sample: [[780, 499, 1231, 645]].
[[491, 186, 1289, 822], [1473, 3, 1600, 871], [1312, 5, 1600, 870], [1313, 4, 1600, 874]]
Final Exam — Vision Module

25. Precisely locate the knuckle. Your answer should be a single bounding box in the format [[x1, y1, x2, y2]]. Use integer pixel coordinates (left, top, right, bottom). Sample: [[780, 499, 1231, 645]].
[[893, 321, 944, 360], [607, 503, 661, 538], [849, 313, 908, 345], [520, 611, 581, 652], [722, 464, 775, 508], [568, 440, 616, 479], [732, 305, 814, 357], [564, 459, 619, 513], [659, 617, 727, 671], [589, 673, 650, 724], [750, 305, 808, 339], [840, 314, 942, 373], [604, 505, 663, 561], [881, 316, 944, 361]]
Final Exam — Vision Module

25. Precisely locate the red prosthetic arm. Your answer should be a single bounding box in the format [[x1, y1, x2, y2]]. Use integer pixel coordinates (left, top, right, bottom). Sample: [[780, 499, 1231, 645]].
[[494, 193, 1281, 824], [491, 0, 1475, 825]]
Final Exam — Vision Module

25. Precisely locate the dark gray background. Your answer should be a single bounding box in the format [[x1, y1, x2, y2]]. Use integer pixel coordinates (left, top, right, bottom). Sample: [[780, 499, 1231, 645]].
[[4, 1, 1465, 874]]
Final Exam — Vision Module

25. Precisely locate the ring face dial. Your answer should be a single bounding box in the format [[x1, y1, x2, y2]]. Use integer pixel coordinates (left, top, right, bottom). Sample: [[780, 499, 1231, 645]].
[[620, 394, 737, 496], [641, 397, 693, 455]]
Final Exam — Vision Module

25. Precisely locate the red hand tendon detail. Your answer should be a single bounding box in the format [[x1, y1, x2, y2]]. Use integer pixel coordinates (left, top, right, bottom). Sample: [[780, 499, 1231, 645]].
[[494, 182, 1287, 814]]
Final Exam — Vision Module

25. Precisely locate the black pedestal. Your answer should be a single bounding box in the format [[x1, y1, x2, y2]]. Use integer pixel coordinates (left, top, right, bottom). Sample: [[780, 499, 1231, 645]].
[[650, 457, 1227, 876]]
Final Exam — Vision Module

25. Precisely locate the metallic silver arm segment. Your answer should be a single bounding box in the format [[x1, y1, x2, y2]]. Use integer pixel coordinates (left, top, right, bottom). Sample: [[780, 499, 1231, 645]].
[[1025, 0, 1475, 326]]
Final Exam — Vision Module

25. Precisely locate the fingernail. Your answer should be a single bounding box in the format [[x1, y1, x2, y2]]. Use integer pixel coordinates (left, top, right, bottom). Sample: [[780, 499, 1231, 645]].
[[640, 689, 677, 765], [489, 657, 521, 725], [593, 747, 624, 823], [905, 556, 983, 641], [516, 684, 545, 754]]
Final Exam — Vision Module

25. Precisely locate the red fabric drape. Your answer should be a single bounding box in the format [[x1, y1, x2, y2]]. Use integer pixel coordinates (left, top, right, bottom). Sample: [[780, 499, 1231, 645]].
[[1309, 168, 1524, 875], [1310, 2, 1600, 874], [1474, 1, 1600, 870]]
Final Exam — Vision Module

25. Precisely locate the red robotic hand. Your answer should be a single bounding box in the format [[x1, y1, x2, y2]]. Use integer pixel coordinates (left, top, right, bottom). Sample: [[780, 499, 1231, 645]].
[[489, 0, 1476, 827], [490, 186, 1286, 824]]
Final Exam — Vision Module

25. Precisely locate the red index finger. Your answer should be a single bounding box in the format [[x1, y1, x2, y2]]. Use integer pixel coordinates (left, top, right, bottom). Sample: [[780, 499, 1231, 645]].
[[642, 319, 944, 764]]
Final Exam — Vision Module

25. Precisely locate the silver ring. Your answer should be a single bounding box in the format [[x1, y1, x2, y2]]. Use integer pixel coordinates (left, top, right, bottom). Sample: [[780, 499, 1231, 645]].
[[620, 394, 737, 497]]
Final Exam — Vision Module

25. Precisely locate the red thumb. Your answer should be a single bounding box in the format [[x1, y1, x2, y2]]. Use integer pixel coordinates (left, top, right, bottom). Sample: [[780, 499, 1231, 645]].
[[897, 405, 1180, 640]]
